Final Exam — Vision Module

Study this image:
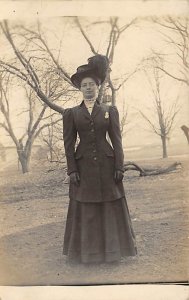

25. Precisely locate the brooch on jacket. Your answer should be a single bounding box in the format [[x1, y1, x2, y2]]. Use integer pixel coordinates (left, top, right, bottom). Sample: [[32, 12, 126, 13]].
[[105, 112, 109, 119]]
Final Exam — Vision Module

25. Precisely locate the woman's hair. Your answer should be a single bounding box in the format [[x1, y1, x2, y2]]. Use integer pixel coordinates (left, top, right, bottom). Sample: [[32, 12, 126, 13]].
[[79, 75, 101, 88]]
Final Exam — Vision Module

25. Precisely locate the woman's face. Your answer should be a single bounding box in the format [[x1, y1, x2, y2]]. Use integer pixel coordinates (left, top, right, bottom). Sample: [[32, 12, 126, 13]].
[[80, 77, 99, 100]]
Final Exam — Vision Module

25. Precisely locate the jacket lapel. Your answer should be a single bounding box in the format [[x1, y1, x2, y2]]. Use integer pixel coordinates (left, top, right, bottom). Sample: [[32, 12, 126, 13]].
[[79, 101, 91, 120], [79, 100, 101, 120]]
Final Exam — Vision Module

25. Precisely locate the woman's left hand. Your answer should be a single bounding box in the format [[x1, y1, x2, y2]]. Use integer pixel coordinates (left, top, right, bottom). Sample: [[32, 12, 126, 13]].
[[114, 170, 124, 183]]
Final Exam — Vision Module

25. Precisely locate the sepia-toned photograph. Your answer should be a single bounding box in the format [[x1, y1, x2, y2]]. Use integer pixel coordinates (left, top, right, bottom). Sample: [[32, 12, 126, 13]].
[[0, 0, 188, 287]]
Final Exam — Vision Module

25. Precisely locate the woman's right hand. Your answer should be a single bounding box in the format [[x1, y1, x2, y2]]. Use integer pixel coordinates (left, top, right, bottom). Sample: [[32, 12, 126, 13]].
[[69, 172, 80, 186], [114, 169, 124, 183]]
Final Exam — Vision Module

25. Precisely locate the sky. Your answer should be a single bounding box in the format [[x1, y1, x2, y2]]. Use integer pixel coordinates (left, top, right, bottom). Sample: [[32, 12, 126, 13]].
[[0, 2, 189, 150]]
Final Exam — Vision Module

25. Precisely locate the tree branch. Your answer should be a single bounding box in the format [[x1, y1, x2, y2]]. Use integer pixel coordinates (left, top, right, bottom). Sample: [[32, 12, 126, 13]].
[[155, 65, 189, 85], [139, 110, 160, 136], [34, 117, 62, 139], [75, 17, 98, 55]]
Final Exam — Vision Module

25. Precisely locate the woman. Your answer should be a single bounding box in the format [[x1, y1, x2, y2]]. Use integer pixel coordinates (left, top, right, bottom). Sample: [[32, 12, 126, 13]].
[[63, 55, 137, 263]]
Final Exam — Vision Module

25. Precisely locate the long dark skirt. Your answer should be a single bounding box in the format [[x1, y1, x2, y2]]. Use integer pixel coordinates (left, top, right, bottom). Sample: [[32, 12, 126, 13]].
[[63, 197, 137, 263]]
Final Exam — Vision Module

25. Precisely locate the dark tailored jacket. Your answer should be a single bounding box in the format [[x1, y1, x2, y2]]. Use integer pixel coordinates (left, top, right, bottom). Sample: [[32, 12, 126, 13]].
[[63, 100, 125, 203]]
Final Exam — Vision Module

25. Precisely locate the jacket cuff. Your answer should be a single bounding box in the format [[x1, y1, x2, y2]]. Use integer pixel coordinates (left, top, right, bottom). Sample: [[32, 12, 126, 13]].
[[115, 158, 125, 172], [66, 156, 78, 175]]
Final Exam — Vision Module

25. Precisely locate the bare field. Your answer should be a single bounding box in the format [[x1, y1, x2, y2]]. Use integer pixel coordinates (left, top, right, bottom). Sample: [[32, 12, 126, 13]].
[[0, 156, 189, 285]]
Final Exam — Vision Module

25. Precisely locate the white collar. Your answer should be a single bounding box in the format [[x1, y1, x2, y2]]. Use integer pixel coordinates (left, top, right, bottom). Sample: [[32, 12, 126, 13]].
[[83, 97, 96, 106]]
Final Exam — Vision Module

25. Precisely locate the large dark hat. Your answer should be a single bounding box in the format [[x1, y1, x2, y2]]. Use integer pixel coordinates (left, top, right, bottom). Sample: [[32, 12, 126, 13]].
[[71, 54, 109, 89]]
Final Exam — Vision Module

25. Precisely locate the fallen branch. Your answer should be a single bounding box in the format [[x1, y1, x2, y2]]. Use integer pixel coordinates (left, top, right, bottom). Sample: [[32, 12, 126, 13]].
[[124, 161, 182, 176]]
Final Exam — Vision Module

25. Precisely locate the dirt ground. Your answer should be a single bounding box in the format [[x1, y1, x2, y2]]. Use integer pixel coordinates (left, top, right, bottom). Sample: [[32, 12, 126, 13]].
[[0, 156, 189, 285]]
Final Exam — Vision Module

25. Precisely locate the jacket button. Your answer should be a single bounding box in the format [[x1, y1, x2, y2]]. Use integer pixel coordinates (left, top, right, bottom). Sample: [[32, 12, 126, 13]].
[[93, 149, 96, 153], [90, 121, 94, 125], [93, 157, 97, 160], [91, 129, 94, 132]]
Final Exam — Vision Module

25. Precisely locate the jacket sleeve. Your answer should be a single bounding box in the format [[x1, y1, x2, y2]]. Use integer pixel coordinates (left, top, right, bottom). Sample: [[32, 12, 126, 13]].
[[63, 108, 78, 175], [108, 105, 124, 172]]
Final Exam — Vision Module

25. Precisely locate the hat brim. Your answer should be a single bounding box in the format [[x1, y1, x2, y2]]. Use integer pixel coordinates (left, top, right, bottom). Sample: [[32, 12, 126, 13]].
[[71, 67, 103, 89]]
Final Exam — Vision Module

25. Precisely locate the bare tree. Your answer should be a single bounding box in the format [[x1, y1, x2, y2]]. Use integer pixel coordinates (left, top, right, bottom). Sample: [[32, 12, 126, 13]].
[[75, 17, 139, 105], [0, 20, 74, 114], [0, 18, 140, 154], [0, 19, 181, 176], [0, 20, 78, 171], [39, 114, 65, 164], [0, 18, 140, 112], [0, 75, 62, 173], [151, 16, 189, 87], [139, 66, 180, 158]]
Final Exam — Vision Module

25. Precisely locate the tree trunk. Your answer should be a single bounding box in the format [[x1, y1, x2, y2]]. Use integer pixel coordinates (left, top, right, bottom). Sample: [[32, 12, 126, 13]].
[[18, 153, 29, 173], [20, 157, 29, 173], [111, 89, 116, 106], [161, 136, 168, 158], [17, 149, 31, 173], [98, 82, 106, 103]]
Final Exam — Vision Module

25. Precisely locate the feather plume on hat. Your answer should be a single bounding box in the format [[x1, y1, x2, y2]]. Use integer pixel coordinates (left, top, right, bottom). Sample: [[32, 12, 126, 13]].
[[88, 54, 109, 83]]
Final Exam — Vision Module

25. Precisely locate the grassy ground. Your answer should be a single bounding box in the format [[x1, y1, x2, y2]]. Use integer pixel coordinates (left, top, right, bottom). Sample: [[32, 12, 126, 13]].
[[0, 156, 189, 285]]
